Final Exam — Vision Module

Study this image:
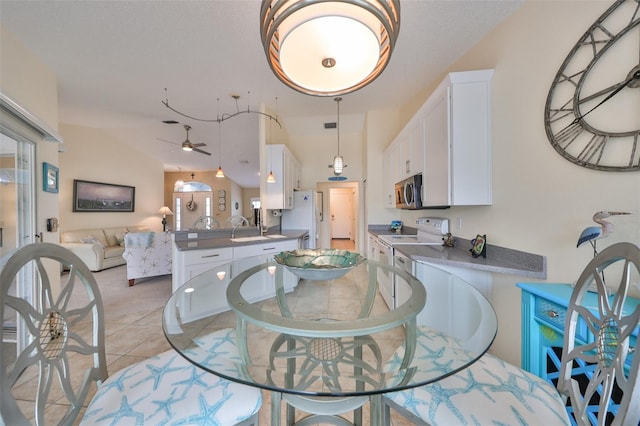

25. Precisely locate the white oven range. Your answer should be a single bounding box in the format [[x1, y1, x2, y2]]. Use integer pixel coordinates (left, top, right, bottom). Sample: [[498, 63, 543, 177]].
[[371, 217, 449, 310]]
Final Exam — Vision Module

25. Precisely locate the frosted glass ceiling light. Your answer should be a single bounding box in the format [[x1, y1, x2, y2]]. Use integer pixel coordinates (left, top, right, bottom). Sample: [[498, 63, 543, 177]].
[[330, 97, 346, 176], [260, 0, 400, 96], [333, 155, 344, 175]]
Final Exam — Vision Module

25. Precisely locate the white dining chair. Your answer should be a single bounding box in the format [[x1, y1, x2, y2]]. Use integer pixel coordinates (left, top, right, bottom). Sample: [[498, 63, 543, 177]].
[[0, 242, 261, 425], [383, 242, 640, 425]]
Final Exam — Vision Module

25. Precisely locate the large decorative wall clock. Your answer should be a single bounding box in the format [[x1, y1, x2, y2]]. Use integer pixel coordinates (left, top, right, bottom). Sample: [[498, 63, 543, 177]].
[[544, 0, 640, 172]]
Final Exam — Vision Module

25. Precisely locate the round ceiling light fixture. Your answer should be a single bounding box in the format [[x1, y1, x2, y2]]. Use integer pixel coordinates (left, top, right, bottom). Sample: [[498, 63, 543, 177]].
[[260, 0, 400, 96]]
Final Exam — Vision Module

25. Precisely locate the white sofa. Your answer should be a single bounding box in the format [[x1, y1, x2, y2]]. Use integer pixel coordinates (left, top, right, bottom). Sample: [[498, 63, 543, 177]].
[[123, 231, 173, 286], [60, 226, 147, 272]]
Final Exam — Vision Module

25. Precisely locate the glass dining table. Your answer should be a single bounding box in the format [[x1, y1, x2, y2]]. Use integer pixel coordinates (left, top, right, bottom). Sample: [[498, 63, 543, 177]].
[[163, 253, 498, 426]]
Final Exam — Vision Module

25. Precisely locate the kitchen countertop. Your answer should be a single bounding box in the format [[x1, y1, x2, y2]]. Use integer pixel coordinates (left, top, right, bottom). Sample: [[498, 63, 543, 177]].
[[173, 229, 308, 251], [368, 227, 546, 279]]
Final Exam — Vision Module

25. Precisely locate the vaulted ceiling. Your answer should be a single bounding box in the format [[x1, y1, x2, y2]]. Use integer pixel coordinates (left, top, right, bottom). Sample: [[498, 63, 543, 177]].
[[0, 0, 524, 187]]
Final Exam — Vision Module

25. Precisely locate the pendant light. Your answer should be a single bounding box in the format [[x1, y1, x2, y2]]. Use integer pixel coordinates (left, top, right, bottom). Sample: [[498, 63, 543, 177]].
[[215, 98, 225, 178], [260, 0, 400, 96], [267, 99, 276, 183], [331, 97, 345, 176]]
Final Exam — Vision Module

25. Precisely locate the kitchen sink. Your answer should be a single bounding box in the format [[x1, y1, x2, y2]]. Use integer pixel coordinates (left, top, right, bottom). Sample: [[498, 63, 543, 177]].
[[230, 236, 270, 242]]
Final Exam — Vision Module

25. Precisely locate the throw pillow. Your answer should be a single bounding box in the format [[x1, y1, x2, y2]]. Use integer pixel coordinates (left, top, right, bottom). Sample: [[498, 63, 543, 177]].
[[79, 236, 105, 248], [115, 232, 126, 246]]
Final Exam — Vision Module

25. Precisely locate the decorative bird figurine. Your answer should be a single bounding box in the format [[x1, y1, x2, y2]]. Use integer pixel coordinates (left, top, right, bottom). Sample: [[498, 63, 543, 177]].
[[577, 211, 631, 255]]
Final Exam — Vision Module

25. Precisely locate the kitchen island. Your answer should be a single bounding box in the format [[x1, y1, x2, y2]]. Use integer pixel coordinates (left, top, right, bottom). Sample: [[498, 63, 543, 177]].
[[172, 229, 308, 293]]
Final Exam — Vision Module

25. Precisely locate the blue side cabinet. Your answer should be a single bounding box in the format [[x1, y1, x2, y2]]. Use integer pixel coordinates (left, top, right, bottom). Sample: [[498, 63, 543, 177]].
[[516, 282, 639, 380]]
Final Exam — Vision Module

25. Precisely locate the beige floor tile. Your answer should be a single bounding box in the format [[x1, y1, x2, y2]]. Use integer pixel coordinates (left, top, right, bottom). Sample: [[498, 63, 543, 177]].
[[104, 324, 159, 355]]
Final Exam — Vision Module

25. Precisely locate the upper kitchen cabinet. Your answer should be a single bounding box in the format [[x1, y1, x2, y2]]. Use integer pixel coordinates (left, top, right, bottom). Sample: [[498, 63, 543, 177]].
[[398, 119, 424, 180], [422, 69, 494, 206], [264, 144, 300, 209], [382, 143, 399, 208]]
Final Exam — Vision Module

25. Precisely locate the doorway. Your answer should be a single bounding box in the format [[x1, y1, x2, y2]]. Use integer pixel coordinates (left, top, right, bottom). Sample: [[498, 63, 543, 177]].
[[0, 128, 36, 362], [330, 187, 353, 238], [329, 187, 356, 251]]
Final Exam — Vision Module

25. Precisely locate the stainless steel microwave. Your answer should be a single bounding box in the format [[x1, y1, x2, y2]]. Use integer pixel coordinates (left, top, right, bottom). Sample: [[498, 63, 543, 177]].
[[395, 174, 423, 209]]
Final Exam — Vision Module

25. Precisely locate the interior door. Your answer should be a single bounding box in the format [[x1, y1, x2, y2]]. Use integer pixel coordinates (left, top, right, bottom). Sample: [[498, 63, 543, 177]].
[[173, 191, 213, 230], [330, 188, 353, 239]]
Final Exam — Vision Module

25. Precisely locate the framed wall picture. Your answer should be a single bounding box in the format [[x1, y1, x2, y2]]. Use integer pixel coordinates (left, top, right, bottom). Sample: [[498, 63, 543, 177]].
[[43, 162, 59, 193], [73, 179, 135, 212]]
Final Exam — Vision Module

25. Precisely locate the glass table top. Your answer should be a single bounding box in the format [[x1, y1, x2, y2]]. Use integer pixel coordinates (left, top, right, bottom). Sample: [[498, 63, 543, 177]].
[[163, 254, 497, 397]]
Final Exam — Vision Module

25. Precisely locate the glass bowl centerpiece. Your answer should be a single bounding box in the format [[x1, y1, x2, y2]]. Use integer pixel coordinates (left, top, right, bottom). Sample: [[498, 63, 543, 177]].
[[274, 249, 365, 280]]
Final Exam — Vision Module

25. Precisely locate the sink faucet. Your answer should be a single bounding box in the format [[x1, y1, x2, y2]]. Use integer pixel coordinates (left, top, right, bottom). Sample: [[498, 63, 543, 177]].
[[231, 222, 241, 239], [257, 211, 266, 236], [231, 216, 250, 238]]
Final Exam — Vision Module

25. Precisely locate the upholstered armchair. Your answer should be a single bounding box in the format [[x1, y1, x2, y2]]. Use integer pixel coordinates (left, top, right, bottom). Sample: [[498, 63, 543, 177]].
[[122, 231, 172, 286]]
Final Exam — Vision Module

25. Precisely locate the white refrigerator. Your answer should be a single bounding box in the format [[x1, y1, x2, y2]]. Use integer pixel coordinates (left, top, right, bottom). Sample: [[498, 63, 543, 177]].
[[281, 190, 319, 249]]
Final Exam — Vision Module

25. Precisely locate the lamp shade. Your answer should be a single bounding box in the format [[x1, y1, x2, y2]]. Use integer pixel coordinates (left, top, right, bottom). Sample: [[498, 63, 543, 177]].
[[158, 206, 173, 216], [260, 0, 400, 96]]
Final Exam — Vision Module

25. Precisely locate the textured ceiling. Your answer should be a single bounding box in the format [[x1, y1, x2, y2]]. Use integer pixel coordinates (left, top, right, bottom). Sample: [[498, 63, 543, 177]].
[[0, 0, 524, 187]]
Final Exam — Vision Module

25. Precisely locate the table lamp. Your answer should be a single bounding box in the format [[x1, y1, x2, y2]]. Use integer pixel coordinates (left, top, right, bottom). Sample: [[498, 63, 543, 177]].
[[158, 206, 173, 231]]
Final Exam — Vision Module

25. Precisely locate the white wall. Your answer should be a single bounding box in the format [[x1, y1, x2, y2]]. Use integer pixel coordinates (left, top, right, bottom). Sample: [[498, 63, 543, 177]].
[[58, 124, 165, 232]]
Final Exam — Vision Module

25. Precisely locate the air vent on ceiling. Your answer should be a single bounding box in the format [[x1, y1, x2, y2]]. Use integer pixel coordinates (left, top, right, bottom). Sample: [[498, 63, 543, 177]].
[[324, 122, 337, 129]]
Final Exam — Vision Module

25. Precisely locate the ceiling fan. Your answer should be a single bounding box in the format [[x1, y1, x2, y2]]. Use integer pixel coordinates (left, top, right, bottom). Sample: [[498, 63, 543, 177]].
[[158, 124, 211, 156]]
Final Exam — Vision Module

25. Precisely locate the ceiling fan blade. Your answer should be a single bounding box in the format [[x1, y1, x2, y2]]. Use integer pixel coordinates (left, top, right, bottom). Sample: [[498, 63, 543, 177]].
[[192, 143, 207, 148], [193, 147, 211, 156], [157, 137, 180, 146]]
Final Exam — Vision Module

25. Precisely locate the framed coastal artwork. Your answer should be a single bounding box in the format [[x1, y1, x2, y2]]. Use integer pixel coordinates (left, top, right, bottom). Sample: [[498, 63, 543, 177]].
[[73, 179, 135, 212]]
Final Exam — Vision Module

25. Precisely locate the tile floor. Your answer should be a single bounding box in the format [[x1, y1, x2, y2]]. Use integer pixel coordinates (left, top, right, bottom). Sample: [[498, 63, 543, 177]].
[[6, 259, 414, 425]]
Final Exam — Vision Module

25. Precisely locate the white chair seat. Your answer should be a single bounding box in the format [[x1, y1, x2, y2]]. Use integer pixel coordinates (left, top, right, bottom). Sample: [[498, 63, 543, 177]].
[[82, 329, 261, 425], [385, 351, 569, 425]]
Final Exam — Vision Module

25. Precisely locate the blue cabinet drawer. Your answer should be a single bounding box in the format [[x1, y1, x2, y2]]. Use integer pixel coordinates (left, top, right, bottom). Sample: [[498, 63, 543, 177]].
[[534, 298, 566, 332], [534, 297, 589, 343]]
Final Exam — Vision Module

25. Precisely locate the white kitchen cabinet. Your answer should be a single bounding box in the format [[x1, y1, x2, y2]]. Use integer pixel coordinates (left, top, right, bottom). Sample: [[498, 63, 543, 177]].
[[396, 119, 424, 180], [264, 144, 300, 209], [232, 239, 299, 303], [382, 146, 397, 208], [172, 245, 233, 293], [172, 238, 301, 320], [171, 245, 233, 322], [422, 69, 494, 206], [411, 261, 491, 338], [414, 260, 492, 301]]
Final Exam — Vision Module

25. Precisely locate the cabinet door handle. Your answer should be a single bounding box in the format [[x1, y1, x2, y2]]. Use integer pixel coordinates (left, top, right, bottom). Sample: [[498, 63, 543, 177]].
[[263, 247, 276, 251], [202, 254, 220, 259], [547, 310, 559, 318]]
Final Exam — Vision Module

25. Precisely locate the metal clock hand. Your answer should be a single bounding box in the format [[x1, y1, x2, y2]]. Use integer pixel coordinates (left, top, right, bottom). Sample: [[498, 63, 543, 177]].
[[559, 66, 640, 134], [575, 66, 640, 123]]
